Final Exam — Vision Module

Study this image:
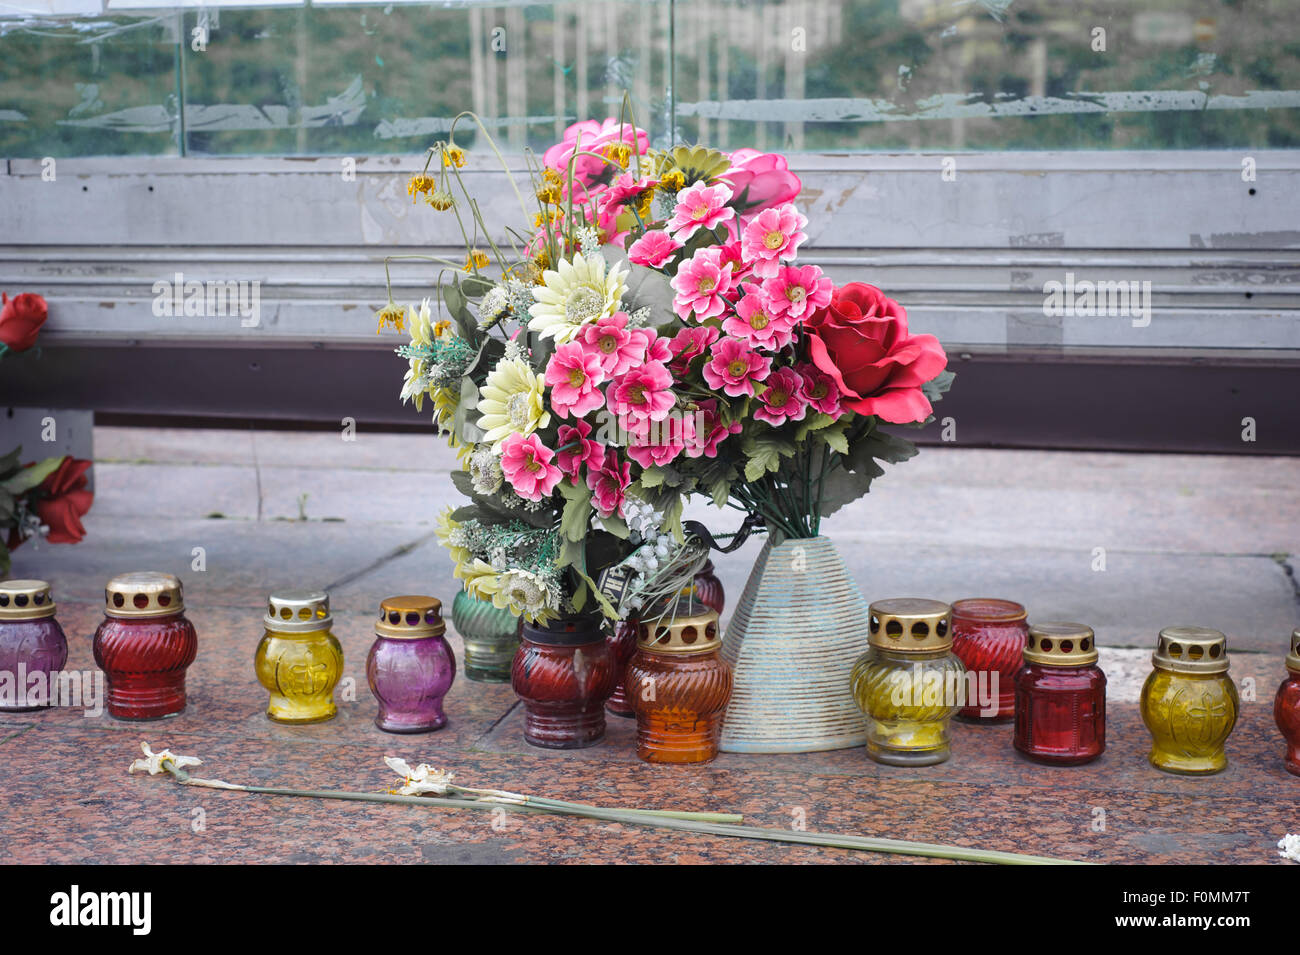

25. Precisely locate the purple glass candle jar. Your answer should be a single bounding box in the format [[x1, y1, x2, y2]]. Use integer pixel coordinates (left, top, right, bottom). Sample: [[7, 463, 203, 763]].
[[0, 580, 69, 711], [366, 595, 455, 733]]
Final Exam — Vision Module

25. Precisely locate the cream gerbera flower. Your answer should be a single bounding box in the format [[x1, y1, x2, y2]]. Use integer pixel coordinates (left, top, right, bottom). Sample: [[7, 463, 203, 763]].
[[431, 385, 460, 444], [527, 251, 628, 343], [399, 299, 435, 411], [476, 356, 550, 449], [435, 508, 470, 565]]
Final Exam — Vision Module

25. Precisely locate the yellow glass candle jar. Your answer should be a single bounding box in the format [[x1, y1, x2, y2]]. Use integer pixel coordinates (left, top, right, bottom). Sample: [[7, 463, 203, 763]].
[[851, 598, 966, 766], [254, 591, 344, 724], [1139, 626, 1238, 775]]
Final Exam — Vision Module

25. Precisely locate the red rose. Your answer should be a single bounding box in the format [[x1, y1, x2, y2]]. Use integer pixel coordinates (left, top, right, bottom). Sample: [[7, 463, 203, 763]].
[[34, 457, 94, 544], [0, 292, 49, 353], [804, 283, 947, 423]]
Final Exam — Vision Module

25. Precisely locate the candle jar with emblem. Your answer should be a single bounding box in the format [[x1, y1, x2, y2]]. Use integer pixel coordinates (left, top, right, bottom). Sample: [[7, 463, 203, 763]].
[[851, 598, 966, 766], [255, 591, 344, 724], [93, 572, 198, 720], [511, 612, 616, 749], [0, 580, 68, 711], [1273, 628, 1300, 777], [626, 600, 732, 764], [366, 595, 456, 733], [1013, 621, 1107, 765], [950, 598, 1026, 722], [1140, 627, 1238, 775]]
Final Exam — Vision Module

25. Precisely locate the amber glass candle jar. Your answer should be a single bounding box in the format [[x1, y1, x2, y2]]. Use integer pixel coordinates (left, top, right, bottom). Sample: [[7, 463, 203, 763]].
[[1013, 622, 1106, 765], [950, 598, 1026, 722], [1140, 627, 1238, 775], [626, 601, 732, 764], [851, 598, 965, 766], [93, 572, 198, 720], [366, 595, 455, 733], [0, 580, 68, 711], [1273, 628, 1300, 777], [255, 591, 343, 724]]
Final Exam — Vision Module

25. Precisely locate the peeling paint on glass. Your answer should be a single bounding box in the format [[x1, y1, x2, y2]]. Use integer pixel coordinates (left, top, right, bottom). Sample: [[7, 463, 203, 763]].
[[0, 0, 1296, 158]]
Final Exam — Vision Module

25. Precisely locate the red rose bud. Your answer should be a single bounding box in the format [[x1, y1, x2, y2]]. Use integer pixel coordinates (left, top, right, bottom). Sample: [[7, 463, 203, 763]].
[[0, 292, 49, 353], [34, 457, 94, 545], [803, 282, 948, 424]]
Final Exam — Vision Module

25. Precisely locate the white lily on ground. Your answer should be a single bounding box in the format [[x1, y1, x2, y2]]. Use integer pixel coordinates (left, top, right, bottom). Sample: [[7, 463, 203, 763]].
[[384, 757, 455, 796], [1279, 833, 1300, 863], [128, 741, 202, 775]]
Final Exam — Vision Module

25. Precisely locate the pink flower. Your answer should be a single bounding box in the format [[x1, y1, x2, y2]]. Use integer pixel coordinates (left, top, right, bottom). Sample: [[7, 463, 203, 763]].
[[627, 414, 695, 469], [586, 449, 632, 518], [740, 204, 808, 279], [631, 328, 672, 364], [500, 433, 563, 502], [667, 181, 735, 240], [627, 229, 682, 268], [754, 367, 808, 426], [701, 337, 772, 398], [668, 325, 719, 373], [762, 264, 833, 324], [543, 118, 649, 194], [717, 237, 751, 279], [670, 247, 734, 321], [720, 149, 802, 216], [687, 399, 742, 459], [544, 342, 607, 418], [576, 312, 642, 378], [607, 360, 676, 423], [797, 362, 843, 416], [555, 419, 605, 485], [722, 287, 795, 351]]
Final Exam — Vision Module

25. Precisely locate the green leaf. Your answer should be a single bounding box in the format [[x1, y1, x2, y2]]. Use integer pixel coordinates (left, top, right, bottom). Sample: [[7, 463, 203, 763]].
[[845, 428, 918, 474], [461, 275, 495, 298], [443, 279, 478, 342], [557, 536, 584, 569], [0, 539, 8, 577], [600, 515, 629, 539], [741, 436, 794, 483], [794, 412, 834, 443], [922, 369, 956, 404], [1, 456, 64, 495], [0, 446, 22, 481], [599, 245, 676, 327], [639, 466, 665, 489], [451, 378, 485, 445], [821, 420, 850, 455], [708, 478, 731, 510], [559, 482, 593, 543], [571, 577, 588, 612], [662, 494, 685, 543], [0, 488, 14, 522], [576, 565, 619, 620], [819, 466, 879, 520]]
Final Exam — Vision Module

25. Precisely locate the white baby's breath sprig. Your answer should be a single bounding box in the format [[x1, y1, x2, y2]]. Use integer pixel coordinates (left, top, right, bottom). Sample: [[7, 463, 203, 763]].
[[128, 741, 202, 775]]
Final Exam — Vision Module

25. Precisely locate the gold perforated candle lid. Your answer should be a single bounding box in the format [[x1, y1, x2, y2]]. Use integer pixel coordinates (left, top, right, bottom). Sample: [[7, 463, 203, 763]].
[[1024, 621, 1098, 666], [0, 579, 56, 621], [1285, 629, 1300, 674], [1152, 626, 1230, 675], [375, 595, 445, 639], [105, 572, 184, 618], [638, 601, 720, 654], [264, 591, 332, 633], [868, 598, 952, 651]]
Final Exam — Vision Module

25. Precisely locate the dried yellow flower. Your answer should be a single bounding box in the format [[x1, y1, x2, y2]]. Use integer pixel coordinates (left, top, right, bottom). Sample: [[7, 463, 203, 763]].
[[660, 168, 686, 193], [427, 190, 455, 211], [441, 144, 467, 169], [374, 301, 406, 333], [407, 174, 436, 204], [464, 249, 491, 272]]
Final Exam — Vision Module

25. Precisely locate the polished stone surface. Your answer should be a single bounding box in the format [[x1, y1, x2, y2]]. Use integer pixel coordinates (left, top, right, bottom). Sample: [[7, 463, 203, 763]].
[[2, 426, 1297, 864]]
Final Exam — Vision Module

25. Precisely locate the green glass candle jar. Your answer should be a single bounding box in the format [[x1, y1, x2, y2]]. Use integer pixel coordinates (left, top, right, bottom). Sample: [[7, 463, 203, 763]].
[[451, 589, 520, 683], [851, 598, 966, 766], [254, 591, 344, 724], [1140, 626, 1238, 776]]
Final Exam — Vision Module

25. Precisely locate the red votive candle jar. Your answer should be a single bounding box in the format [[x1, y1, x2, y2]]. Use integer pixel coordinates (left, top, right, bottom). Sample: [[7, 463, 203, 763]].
[[1274, 628, 1300, 777], [512, 613, 616, 749], [1014, 621, 1106, 765], [605, 617, 639, 718], [950, 598, 1027, 721], [93, 572, 198, 720], [692, 560, 725, 615], [626, 600, 732, 764]]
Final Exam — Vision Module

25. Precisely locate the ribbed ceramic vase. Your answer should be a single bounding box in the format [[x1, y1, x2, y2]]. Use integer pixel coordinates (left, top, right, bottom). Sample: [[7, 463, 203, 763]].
[[719, 536, 870, 753]]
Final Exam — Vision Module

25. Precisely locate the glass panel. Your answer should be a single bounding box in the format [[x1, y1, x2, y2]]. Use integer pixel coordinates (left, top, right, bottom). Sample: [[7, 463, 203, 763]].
[[0, 14, 180, 157], [678, 0, 1300, 151], [179, 0, 671, 157]]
